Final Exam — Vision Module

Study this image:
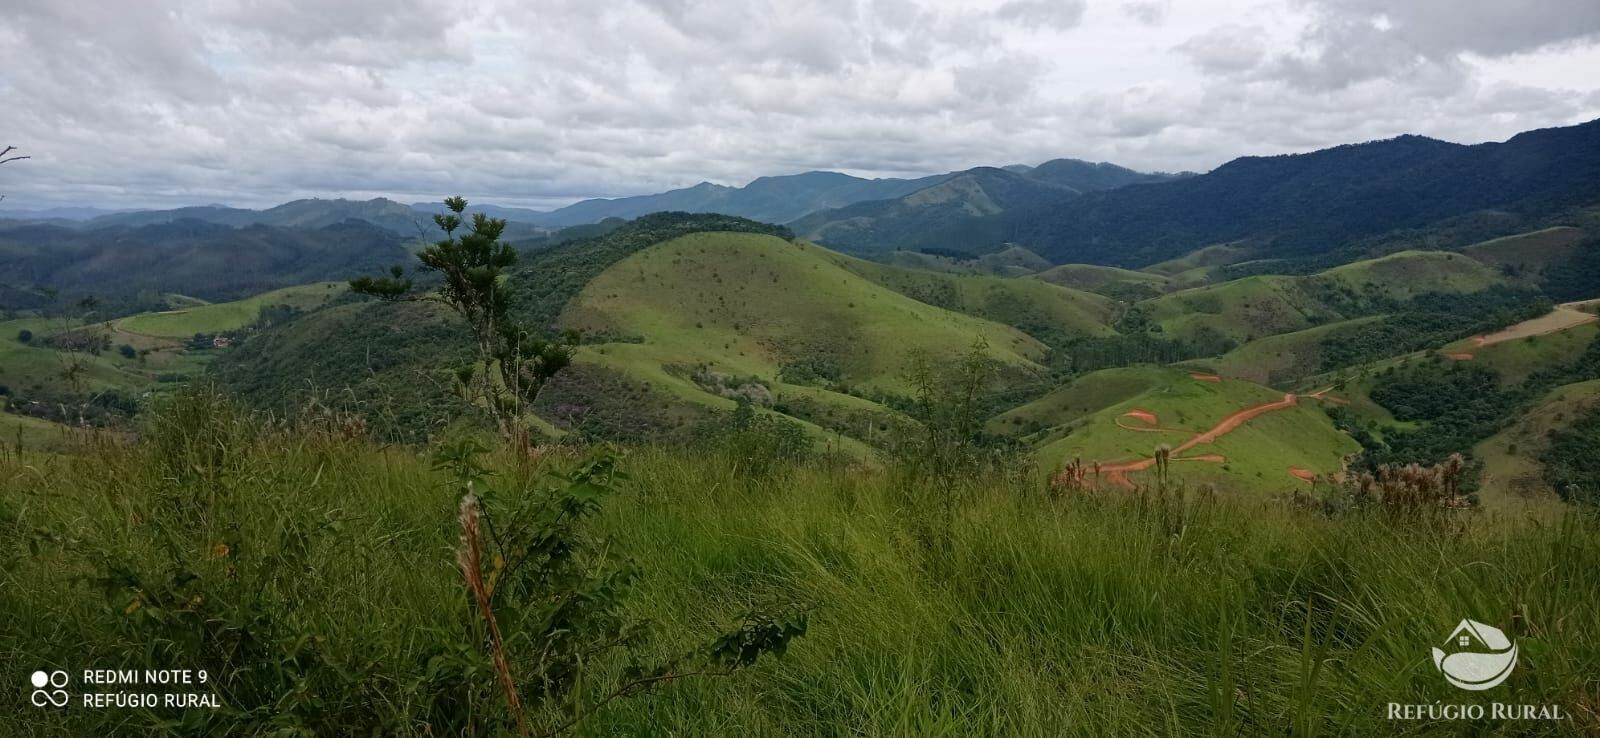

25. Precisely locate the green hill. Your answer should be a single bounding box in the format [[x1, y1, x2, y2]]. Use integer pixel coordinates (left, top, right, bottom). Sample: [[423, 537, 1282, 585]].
[[1031, 263, 1171, 298], [1475, 378, 1600, 513], [987, 366, 1166, 436], [1462, 226, 1586, 273], [818, 246, 1117, 346], [1006, 367, 1357, 493], [558, 232, 1048, 395], [885, 244, 1050, 276], [1185, 316, 1387, 387], [789, 168, 1075, 254], [116, 282, 345, 338], [1143, 251, 1508, 346]]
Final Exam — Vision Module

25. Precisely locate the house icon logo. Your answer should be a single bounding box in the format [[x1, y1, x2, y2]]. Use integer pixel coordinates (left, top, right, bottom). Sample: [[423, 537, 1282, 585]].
[[1431, 619, 1517, 691]]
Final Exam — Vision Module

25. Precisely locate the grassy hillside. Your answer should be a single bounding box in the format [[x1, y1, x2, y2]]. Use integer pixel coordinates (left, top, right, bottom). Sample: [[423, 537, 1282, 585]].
[[1186, 316, 1387, 386], [1144, 251, 1509, 346], [884, 244, 1050, 276], [1032, 369, 1357, 492], [0, 316, 194, 396], [1320, 250, 1501, 297], [1462, 225, 1586, 275], [559, 232, 1048, 395], [994, 367, 1358, 492], [7, 399, 1599, 736], [987, 366, 1165, 435], [1031, 263, 1171, 298], [1140, 243, 1254, 276], [116, 282, 345, 338], [789, 167, 1074, 254], [818, 245, 1117, 346], [1476, 378, 1600, 512]]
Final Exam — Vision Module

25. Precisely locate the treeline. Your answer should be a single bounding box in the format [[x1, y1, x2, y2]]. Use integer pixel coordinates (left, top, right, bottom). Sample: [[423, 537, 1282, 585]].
[[1318, 288, 1552, 372], [1542, 405, 1600, 506], [1337, 332, 1600, 499]]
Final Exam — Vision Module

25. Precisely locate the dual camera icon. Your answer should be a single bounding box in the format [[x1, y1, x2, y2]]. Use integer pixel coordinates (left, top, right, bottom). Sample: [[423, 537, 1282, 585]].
[[31, 670, 70, 707]]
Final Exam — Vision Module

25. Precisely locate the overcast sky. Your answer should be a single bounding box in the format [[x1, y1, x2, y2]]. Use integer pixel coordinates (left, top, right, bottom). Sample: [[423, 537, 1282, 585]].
[[2, 0, 1599, 210]]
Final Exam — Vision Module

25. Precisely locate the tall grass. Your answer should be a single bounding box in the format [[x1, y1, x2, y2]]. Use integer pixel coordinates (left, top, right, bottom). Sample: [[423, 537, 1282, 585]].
[[2, 391, 1597, 735]]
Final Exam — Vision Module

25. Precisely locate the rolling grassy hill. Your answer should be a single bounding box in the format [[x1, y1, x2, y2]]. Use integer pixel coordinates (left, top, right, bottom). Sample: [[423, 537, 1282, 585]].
[[1462, 226, 1587, 274], [818, 246, 1118, 345], [884, 244, 1051, 276], [1475, 378, 1600, 512], [558, 232, 1048, 394], [1185, 316, 1388, 387], [987, 366, 1166, 435], [0, 317, 156, 395], [115, 282, 345, 338], [1143, 251, 1508, 346], [1001, 367, 1358, 492], [789, 167, 1077, 254], [1031, 263, 1172, 297]]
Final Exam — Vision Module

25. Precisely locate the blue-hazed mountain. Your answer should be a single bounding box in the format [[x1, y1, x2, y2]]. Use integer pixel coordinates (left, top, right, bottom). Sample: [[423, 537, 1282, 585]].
[[533, 170, 953, 227], [80, 198, 546, 240], [788, 161, 1182, 254], [0, 205, 136, 222], [999, 118, 1600, 267], [0, 218, 411, 308]]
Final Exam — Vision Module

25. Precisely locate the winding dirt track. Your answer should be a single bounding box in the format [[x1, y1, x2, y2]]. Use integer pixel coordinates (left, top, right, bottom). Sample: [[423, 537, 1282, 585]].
[[1093, 392, 1300, 489], [1469, 300, 1600, 348]]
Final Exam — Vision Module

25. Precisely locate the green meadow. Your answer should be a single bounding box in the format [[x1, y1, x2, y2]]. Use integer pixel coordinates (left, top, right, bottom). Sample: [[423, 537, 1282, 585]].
[[3, 391, 1596, 736]]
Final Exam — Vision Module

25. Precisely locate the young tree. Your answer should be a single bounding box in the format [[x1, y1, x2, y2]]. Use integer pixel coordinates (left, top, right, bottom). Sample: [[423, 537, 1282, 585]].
[[350, 196, 577, 440], [0, 145, 26, 203]]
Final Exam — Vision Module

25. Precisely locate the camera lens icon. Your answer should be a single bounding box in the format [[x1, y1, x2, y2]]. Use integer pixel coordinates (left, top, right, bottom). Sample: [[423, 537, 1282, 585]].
[[30, 670, 70, 707]]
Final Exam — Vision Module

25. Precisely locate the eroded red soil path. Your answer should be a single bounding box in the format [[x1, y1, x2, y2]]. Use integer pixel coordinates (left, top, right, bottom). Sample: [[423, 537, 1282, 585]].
[[1190, 373, 1222, 383], [1442, 351, 1474, 361], [1469, 300, 1600, 348], [1083, 393, 1302, 489], [1287, 467, 1316, 483], [1180, 394, 1296, 450]]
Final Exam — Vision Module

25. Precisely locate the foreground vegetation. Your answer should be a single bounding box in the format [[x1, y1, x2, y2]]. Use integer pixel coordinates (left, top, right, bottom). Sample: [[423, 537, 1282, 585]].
[[3, 391, 1598, 735]]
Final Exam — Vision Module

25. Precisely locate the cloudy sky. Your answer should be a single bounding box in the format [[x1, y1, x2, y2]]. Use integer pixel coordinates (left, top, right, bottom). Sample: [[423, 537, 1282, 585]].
[[2, 0, 1599, 210]]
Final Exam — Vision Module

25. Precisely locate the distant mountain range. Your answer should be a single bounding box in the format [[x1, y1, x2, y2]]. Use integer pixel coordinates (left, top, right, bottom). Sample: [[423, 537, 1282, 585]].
[[0, 219, 411, 309], [789, 161, 1176, 254], [5, 119, 1599, 273], [0, 157, 1183, 239]]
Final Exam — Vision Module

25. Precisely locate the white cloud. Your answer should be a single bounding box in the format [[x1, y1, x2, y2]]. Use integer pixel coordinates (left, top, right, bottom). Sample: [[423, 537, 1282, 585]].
[[0, 0, 1597, 210]]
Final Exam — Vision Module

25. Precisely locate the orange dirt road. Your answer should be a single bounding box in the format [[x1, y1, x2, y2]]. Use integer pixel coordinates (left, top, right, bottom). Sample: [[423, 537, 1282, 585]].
[[1470, 300, 1600, 348], [1087, 394, 1300, 488], [1191, 373, 1222, 383], [1442, 351, 1474, 361], [1178, 394, 1297, 451], [1287, 467, 1316, 483]]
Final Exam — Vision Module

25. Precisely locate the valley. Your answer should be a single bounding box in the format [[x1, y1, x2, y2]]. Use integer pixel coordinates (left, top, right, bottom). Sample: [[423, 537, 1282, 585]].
[[8, 197, 1595, 509], [9, 4, 1600, 734]]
